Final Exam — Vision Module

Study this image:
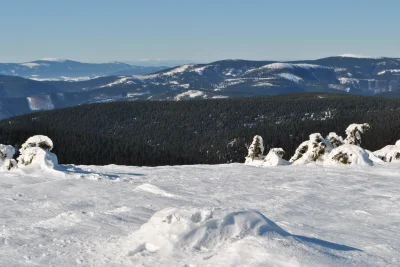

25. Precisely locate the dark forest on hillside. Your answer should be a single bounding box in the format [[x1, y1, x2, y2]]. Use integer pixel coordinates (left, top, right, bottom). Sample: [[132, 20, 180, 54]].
[[0, 93, 400, 166]]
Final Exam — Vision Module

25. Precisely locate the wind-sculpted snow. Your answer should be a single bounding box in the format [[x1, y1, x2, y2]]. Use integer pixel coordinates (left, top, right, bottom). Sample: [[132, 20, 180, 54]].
[[0, 163, 399, 266]]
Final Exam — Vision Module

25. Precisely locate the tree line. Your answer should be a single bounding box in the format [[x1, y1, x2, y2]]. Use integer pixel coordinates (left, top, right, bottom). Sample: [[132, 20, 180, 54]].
[[0, 93, 400, 166]]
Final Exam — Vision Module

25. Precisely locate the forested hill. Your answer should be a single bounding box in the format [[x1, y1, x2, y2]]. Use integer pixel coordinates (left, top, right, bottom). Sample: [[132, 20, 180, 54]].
[[1, 93, 400, 166]]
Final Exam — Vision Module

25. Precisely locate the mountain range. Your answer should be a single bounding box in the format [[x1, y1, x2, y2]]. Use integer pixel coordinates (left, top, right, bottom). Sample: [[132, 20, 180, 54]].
[[0, 58, 167, 80], [0, 55, 400, 119]]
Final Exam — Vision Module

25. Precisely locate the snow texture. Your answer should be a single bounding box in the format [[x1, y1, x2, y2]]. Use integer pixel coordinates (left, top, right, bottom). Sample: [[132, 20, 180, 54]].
[[0, 163, 399, 266]]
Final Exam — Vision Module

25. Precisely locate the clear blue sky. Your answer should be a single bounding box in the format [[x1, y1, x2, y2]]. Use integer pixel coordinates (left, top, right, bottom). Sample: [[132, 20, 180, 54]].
[[1, 0, 399, 63]]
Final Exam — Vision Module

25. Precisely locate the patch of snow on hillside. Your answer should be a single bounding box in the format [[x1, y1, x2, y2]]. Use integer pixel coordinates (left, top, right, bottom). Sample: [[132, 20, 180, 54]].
[[40, 58, 66, 62], [20, 63, 41, 68], [260, 63, 295, 70], [277, 73, 303, 83], [338, 54, 376, 59], [162, 64, 194, 76], [100, 77, 135, 88], [295, 63, 330, 69], [378, 69, 400, 75], [191, 65, 210, 75], [175, 90, 205, 100], [27, 95, 55, 111], [253, 81, 275, 87]]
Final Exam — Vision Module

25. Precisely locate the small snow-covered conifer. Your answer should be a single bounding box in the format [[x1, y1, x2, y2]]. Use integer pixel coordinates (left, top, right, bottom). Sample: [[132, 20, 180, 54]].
[[247, 135, 264, 160], [344, 123, 370, 147], [327, 132, 344, 148], [290, 133, 332, 164]]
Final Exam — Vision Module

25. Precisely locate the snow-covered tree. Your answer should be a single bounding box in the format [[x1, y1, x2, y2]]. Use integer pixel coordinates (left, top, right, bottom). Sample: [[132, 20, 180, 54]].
[[326, 144, 379, 166], [263, 148, 290, 166], [17, 135, 58, 169], [290, 133, 332, 164], [344, 123, 370, 146], [326, 132, 344, 148], [246, 135, 264, 161], [0, 144, 16, 170]]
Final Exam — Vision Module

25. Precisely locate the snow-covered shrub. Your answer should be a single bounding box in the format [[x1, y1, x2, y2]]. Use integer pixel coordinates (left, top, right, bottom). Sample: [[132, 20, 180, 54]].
[[290, 133, 332, 164], [0, 144, 16, 170], [0, 144, 16, 160], [263, 148, 290, 166], [327, 132, 344, 148], [17, 135, 58, 170], [344, 123, 370, 146], [373, 140, 400, 162], [325, 144, 374, 166], [20, 135, 53, 152], [18, 147, 58, 169]]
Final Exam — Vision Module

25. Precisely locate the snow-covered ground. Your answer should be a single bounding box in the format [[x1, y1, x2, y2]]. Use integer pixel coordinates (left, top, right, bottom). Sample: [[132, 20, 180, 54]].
[[0, 163, 399, 266]]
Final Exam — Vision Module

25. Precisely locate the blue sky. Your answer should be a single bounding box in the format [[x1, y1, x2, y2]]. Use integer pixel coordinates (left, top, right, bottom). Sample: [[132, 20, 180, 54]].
[[0, 0, 399, 63]]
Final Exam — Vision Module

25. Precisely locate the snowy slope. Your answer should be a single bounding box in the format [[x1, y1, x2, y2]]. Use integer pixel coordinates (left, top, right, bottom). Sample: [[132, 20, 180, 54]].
[[0, 163, 399, 266]]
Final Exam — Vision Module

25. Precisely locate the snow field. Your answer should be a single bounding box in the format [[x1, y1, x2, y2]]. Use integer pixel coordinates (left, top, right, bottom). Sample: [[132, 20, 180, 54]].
[[0, 163, 400, 266]]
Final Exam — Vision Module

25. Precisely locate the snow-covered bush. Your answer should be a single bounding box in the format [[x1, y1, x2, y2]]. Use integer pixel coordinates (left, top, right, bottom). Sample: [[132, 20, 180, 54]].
[[263, 148, 290, 166], [17, 135, 58, 170], [20, 135, 54, 152], [373, 140, 400, 163], [344, 123, 370, 146], [246, 135, 264, 160], [290, 133, 332, 164], [327, 132, 344, 148], [0, 144, 16, 170], [325, 144, 375, 166]]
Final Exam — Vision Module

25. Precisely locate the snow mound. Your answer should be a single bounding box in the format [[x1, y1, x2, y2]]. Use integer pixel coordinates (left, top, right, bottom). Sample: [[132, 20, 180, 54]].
[[325, 144, 374, 166], [396, 140, 400, 146], [263, 148, 290, 166], [123, 208, 289, 253], [108, 207, 360, 266], [373, 145, 400, 163], [17, 147, 58, 169], [21, 135, 53, 152]]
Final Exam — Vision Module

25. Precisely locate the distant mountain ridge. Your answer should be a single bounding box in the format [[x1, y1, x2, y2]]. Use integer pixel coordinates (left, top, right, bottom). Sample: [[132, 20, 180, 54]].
[[0, 58, 168, 80], [0, 55, 400, 119]]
